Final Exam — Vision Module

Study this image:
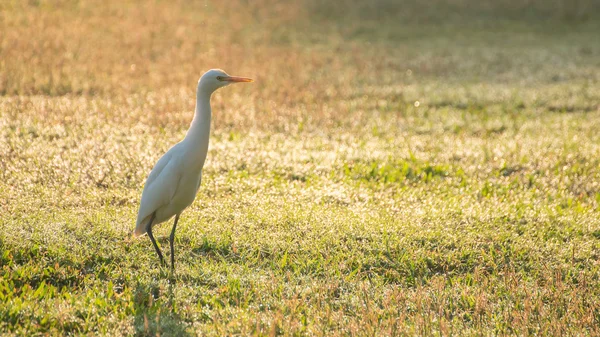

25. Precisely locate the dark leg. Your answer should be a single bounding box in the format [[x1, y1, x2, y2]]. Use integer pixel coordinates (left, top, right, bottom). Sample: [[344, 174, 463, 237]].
[[146, 213, 165, 266], [169, 214, 180, 270]]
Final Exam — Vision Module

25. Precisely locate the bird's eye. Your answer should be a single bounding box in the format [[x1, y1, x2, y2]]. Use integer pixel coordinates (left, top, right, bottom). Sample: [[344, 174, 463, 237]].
[[216, 76, 223, 80]]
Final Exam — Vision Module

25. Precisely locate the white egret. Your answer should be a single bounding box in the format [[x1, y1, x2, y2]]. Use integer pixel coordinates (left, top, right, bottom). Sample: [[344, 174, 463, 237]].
[[133, 69, 253, 270]]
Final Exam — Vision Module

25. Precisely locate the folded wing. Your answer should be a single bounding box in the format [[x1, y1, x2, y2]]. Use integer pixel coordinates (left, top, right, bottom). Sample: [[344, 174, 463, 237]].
[[133, 145, 182, 236]]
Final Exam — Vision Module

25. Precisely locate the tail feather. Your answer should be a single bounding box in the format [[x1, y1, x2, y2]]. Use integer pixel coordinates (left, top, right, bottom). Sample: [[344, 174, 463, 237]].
[[133, 215, 151, 237]]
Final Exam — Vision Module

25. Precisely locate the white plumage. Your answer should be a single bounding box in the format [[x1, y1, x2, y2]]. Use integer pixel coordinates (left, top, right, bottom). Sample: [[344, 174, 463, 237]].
[[133, 69, 253, 269]]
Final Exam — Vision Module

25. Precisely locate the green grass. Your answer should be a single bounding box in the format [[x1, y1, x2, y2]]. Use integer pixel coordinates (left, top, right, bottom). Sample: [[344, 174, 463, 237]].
[[1, 0, 600, 335]]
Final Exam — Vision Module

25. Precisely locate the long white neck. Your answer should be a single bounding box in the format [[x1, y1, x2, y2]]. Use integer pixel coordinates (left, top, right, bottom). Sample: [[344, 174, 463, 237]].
[[183, 85, 213, 170]]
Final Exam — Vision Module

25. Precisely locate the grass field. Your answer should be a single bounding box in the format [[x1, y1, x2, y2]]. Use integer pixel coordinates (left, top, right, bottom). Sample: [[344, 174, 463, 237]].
[[1, 0, 600, 335]]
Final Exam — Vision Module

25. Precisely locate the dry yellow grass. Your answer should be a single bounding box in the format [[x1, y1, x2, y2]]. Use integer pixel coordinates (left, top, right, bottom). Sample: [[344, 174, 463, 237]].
[[1, 0, 600, 335]]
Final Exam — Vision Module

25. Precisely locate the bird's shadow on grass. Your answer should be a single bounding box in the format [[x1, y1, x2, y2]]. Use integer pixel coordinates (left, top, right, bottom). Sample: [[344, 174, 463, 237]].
[[132, 279, 193, 337]]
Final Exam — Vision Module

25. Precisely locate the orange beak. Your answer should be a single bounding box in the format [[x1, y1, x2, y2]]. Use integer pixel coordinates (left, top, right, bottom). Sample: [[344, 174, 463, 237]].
[[221, 76, 253, 83]]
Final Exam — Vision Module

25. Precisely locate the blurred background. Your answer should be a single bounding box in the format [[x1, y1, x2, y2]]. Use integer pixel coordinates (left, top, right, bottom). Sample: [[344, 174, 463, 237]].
[[2, 0, 599, 94], [1, 0, 599, 129]]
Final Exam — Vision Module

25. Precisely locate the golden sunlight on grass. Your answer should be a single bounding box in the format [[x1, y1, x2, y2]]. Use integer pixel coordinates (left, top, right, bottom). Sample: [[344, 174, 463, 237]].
[[1, 0, 600, 335]]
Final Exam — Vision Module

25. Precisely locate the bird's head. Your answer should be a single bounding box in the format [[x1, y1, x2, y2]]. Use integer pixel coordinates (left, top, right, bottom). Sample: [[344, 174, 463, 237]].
[[198, 69, 253, 93]]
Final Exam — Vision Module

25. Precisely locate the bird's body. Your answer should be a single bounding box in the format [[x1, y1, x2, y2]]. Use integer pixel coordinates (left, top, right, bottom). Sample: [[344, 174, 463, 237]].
[[133, 141, 203, 237], [133, 69, 252, 269]]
